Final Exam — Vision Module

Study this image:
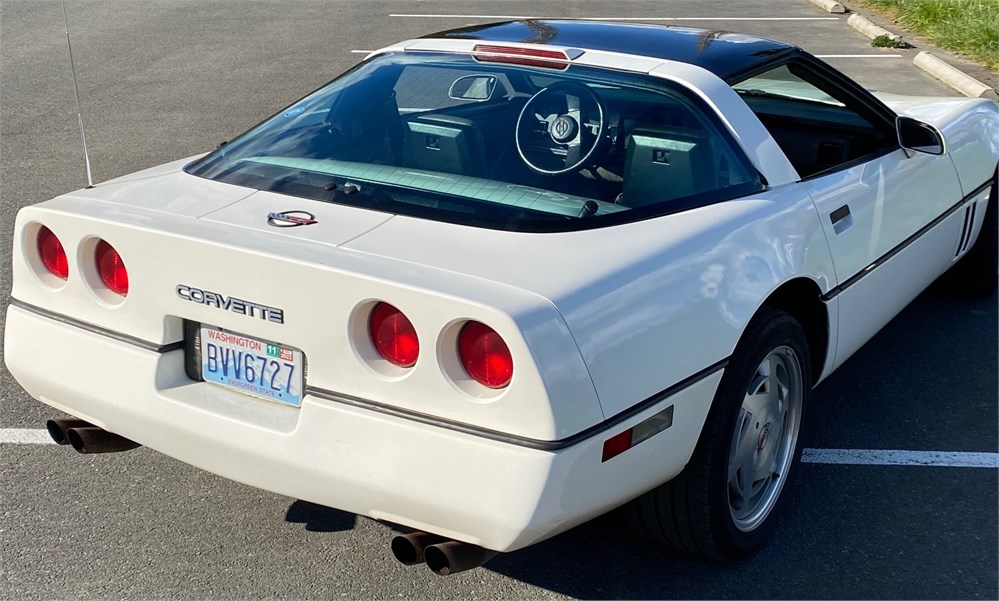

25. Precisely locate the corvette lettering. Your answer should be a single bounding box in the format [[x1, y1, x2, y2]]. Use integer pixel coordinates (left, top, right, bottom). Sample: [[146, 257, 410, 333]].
[[176, 284, 284, 324]]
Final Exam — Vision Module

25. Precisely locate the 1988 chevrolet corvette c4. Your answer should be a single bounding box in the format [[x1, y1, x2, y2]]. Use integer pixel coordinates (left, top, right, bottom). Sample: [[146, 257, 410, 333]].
[[6, 21, 998, 572]]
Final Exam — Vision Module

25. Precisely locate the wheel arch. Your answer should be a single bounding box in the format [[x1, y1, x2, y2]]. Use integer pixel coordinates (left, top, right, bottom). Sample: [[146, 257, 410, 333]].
[[756, 277, 829, 386]]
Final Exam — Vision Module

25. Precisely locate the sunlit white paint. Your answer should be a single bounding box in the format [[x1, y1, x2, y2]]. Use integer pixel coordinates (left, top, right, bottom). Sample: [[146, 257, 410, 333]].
[[8, 193, 602, 441], [2, 310, 720, 551], [802, 145, 965, 370]]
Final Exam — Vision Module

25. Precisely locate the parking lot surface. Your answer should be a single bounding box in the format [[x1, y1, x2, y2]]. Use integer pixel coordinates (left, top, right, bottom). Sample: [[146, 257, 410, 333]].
[[2, 1, 996, 599]]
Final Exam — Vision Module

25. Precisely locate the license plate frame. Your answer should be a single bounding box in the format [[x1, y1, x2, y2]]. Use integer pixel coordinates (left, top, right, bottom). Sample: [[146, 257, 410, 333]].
[[196, 324, 305, 408]]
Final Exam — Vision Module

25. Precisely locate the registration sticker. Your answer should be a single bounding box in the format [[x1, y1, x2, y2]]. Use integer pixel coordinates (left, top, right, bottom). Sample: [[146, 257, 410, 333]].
[[200, 326, 304, 407]]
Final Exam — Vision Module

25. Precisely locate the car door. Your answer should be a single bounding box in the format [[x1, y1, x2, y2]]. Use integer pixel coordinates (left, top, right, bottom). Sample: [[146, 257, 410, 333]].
[[734, 58, 965, 369]]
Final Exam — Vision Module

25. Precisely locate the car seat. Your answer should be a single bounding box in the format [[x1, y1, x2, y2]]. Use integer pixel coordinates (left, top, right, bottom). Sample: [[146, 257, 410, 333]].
[[620, 125, 716, 207]]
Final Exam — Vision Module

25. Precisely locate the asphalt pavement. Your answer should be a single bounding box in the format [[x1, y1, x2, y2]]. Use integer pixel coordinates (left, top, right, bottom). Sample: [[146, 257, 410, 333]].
[[1, 1, 996, 599]]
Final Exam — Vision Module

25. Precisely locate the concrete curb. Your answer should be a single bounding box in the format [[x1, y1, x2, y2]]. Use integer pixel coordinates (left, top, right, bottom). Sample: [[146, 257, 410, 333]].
[[913, 52, 999, 100], [846, 14, 901, 42], [808, 0, 846, 14], [842, 9, 998, 100]]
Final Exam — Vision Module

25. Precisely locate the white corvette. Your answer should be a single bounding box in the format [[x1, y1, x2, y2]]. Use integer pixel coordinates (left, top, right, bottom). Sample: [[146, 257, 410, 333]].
[[6, 20, 998, 574]]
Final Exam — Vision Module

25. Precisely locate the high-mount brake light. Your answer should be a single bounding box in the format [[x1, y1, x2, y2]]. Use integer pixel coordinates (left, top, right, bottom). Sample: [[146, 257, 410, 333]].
[[95, 240, 128, 296], [472, 44, 571, 70], [37, 226, 69, 280], [369, 302, 420, 368], [458, 321, 513, 389]]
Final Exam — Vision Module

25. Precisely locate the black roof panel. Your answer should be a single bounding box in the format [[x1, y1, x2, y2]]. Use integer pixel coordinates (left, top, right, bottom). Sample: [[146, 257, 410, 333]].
[[423, 20, 796, 81]]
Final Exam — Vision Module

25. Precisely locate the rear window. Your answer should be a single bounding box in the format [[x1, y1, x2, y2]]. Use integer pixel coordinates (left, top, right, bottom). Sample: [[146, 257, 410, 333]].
[[185, 52, 762, 231]]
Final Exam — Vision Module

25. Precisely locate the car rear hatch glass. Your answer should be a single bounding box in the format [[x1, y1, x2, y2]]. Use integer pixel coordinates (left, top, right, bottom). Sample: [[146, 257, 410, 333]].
[[184, 52, 762, 232]]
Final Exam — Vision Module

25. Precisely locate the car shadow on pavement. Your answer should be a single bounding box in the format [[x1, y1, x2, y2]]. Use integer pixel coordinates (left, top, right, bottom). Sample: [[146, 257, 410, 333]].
[[285, 500, 358, 533]]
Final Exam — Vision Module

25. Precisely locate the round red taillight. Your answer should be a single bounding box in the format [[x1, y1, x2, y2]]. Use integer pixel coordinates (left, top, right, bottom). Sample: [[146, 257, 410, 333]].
[[95, 240, 128, 296], [368, 302, 419, 368], [458, 321, 513, 389], [37, 226, 69, 280]]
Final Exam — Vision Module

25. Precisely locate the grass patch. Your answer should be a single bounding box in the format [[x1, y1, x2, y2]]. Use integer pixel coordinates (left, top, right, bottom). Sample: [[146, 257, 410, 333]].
[[852, 0, 998, 70], [871, 33, 908, 48]]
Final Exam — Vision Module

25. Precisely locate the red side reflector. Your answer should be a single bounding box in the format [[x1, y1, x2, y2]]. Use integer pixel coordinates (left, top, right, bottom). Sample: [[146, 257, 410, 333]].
[[602, 429, 633, 462], [95, 240, 128, 296], [37, 226, 69, 280], [472, 44, 570, 70], [369, 302, 420, 368]]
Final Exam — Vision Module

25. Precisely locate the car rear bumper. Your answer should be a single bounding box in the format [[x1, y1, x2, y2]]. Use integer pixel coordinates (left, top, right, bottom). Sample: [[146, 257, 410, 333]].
[[4, 303, 722, 552]]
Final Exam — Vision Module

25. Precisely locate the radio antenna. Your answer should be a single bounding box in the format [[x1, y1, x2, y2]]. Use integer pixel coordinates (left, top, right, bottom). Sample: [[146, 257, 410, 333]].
[[61, 0, 95, 188]]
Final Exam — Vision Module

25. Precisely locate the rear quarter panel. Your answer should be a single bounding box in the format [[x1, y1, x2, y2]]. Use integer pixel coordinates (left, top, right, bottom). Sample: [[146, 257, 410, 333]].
[[345, 184, 836, 417]]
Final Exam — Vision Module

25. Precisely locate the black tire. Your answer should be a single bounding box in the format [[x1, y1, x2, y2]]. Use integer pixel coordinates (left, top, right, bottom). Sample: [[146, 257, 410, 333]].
[[945, 168, 998, 297], [623, 307, 811, 560]]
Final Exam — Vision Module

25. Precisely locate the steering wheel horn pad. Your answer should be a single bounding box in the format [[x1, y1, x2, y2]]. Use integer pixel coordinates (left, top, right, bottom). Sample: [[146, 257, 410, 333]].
[[550, 115, 579, 143]]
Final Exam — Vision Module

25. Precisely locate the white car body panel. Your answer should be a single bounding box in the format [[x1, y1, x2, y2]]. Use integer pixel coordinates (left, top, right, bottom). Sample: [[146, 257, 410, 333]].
[[832, 186, 992, 369], [880, 94, 999, 193], [346, 184, 835, 414], [5, 303, 721, 551], [10, 194, 606, 441], [805, 148, 963, 279]]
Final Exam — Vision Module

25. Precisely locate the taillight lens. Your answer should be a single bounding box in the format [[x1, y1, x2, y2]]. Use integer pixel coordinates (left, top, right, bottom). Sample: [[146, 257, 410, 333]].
[[369, 302, 419, 367], [37, 226, 69, 280], [95, 240, 128, 296], [458, 321, 513, 388]]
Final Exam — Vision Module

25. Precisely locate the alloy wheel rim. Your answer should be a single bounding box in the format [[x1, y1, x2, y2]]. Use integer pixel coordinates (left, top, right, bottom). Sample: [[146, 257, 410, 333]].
[[727, 345, 803, 532]]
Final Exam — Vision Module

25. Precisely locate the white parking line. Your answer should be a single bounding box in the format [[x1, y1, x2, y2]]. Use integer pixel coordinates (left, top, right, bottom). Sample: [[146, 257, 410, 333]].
[[802, 448, 999, 468], [389, 14, 841, 21], [2, 429, 997, 468], [1, 428, 55, 444], [350, 50, 373, 54]]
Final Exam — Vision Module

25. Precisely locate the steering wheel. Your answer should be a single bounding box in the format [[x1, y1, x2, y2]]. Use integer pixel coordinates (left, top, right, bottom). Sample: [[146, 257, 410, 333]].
[[515, 82, 606, 175]]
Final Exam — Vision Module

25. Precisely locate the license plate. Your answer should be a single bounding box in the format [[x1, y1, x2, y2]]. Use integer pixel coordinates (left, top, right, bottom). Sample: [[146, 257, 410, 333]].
[[199, 326, 304, 407]]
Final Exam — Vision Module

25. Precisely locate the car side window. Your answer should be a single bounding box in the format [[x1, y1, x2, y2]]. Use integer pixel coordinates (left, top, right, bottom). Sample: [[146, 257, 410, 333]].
[[734, 63, 896, 178], [607, 86, 759, 208]]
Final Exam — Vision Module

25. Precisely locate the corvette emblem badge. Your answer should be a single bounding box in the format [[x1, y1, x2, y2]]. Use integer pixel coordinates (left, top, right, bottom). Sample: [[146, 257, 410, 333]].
[[757, 423, 771, 452], [267, 211, 318, 227], [550, 115, 578, 143]]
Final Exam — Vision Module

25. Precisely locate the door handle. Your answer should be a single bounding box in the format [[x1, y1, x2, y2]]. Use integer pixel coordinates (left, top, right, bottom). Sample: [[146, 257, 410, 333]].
[[830, 204, 853, 234]]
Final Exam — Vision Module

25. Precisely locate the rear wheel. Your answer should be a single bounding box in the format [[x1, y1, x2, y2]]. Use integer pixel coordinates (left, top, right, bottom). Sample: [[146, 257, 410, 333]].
[[624, 307, 810, 560]]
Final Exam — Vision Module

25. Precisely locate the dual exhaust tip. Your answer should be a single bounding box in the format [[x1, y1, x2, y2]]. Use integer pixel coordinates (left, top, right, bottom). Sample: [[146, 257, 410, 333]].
[[391, 532, 497, 576], [46, 418, 140, 454]]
